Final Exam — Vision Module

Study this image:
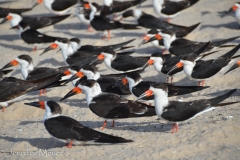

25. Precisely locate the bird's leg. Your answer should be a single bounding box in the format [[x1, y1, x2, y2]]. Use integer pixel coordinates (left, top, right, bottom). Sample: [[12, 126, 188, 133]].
[[166, 77, 169, 83], [171, 123, 178, 134], [39, 89, 47, 96], [66, 140, 73, 148], [198, 81, 205, 86], [31, 46, 37, 52], [101, 120, 107, 130], [111, 120, 115, 127], [108, 30, 111, 40], [162, 49, 169, 54], [87, 25, 94, 32], [1, 107, 5, 112], [170, 77, 173, 83]]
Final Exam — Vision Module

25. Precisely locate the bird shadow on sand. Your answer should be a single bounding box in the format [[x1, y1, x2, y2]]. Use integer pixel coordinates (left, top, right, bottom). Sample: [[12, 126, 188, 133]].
[[0, 136, 63, 149], [82, 120, 180, 133], [114, 31, 143, 38], [0, 34, 19, 41], [56, 30, 99, 39], [54, 23, 87, 31], [0, 42, 30, 52], [36, 58, 65, 67], [200, 22, 239, 30], [136, 46, 161, 54], [0, 136, 120, 149]]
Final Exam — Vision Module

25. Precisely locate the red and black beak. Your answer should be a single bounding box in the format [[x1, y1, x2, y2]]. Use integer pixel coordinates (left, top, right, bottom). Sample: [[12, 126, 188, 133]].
[[135, 89, 153, 102], [142, 59, 154, 69], [65, 71, 85, 84], [138, 34, 151, 47], [0, 15, 12, 24], [225, 60, 240, 75], [32, 0, 43, 9], [40, 43, 58, 56], [229, 5, 238, 12], [60, 87, 82, 101], [24, 101, 45, 110], [2, 60, 19, 69], [167, 62, 183, 76], [148, 34, 162, 43]]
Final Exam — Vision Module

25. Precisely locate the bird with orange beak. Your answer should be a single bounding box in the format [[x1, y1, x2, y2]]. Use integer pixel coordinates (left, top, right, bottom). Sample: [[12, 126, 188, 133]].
[[25, 101, 133, 148], [136, 83, 237, 134], [2, 54, 71, 95], [61, 79, 156, 130], [168, 44, 240, 86]]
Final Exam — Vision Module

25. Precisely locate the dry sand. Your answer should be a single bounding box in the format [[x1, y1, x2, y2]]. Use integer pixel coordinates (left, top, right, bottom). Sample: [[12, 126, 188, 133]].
[[0, 0, 240, 159]]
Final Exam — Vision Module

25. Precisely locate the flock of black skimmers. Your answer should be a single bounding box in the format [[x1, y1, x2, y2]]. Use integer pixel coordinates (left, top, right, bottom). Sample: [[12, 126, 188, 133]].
[[0, 0, 240, 148]]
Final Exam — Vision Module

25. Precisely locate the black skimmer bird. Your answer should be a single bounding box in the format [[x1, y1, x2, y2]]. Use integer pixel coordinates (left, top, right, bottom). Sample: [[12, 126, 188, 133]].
[[68, 64, 131, 95], [41, 38, 104, 66], [168, 44, 240, 86], [76, 6, 93, 32], [93, 49, 149, 73], [1, 13, 70, 30], [11, 22, 60, 51], [140, 29, 164, 49], [2, 55, 70, 95], [225, 60, 240, 75], [61, 79, 156, 130], [146, 29, 239, 55], [88, 3, 140, 40], [0, 73, 64, 112], [0, 5, 35, 18], [25, 101, 133, 147], [33, 0, 80, 15], [122, 72, 208, 101], [41, 38, 135, 66], [152, 0, 199, 22], [136, 83, 237, 133], [141, 42, 216, 83], [121, 9, 200, 37]]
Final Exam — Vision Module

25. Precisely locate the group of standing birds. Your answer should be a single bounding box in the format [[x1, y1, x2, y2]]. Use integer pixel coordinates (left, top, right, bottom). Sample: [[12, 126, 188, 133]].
[[0, 0, 239, 148]]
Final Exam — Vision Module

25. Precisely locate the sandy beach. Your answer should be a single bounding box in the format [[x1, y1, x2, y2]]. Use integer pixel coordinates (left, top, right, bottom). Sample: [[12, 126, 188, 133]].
[[0, 0, 240, 159]]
